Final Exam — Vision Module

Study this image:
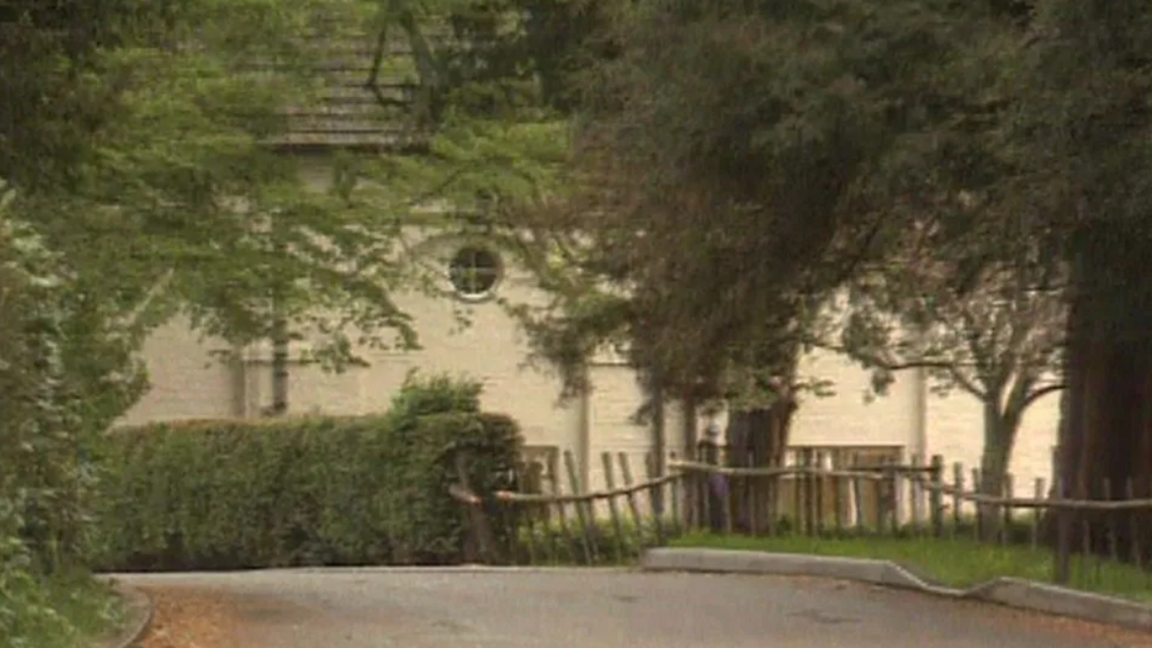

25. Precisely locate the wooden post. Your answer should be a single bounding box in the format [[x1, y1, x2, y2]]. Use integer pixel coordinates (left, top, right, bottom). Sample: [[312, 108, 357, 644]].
[[852, 469, 865, 535], [833, 457, 845, 536], [910, 454, 923, 533], [793, 462, 803, 534], [1126, 477, 1141, 569], [888, 460, 900, 535], [1079, 480, 1094, 586], [928, 455, 944, 538], [802, 449, 815, 537], [1031, 477, 1045, 550], [814, 451, 825, 536], [456, 453, 502, 565], [1001, 473, 1014, 546], [887, 458, 900, 534], [872, 469, 885, 534], [547, 452, 577, 564], [513, 462, 537, 565], [971, 467, 983, 541], [669, 451, 683, 534], [952, 462, 964, 535], [1103, 478, 1119, 564], [563, 450, 596, 565], [1054, 475, 1071, 585], [617, 453, 647, 548], [644, 453, 667, 546], [601, 452, 627, 563]]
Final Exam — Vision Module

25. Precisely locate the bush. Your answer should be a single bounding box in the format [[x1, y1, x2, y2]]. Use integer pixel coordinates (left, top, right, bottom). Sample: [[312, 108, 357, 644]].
[[91, 374, 524, 571], [1, 497, 124, 648]]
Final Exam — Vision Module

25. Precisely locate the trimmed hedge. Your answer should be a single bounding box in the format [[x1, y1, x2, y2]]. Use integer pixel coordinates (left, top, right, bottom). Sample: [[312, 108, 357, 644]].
[[90, 375, 523, 571]]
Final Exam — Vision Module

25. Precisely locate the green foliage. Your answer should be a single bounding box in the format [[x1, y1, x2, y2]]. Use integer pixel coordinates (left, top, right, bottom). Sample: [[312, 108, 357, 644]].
[[0, 561, 125, 648], [512, 515, 673, 566], [91, 375, 523, 570], [1, 493, 124, 648]]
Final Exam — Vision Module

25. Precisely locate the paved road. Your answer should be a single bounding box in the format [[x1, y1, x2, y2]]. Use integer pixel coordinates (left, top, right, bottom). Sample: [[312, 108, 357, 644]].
[[116, 567, 1150, 648]]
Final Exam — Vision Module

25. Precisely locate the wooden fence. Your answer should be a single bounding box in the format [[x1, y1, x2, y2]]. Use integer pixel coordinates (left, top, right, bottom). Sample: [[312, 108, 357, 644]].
[[449, 446, 1152, 587]]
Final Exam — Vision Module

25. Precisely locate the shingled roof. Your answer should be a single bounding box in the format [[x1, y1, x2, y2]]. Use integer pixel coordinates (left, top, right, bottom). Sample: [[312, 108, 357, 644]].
[[264, 11, 444, 153]]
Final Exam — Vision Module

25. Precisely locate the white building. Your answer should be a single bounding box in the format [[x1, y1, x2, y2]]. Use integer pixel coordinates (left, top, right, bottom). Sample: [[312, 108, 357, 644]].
[[116, 22, 1061, 504]]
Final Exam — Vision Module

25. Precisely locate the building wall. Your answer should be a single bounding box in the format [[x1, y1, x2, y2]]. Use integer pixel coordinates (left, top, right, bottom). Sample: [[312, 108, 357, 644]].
[[119, 155, 1062, 506], [925, 388, 1060, 500], [119, 318, 238, 426], [790, 351, 921, 451]]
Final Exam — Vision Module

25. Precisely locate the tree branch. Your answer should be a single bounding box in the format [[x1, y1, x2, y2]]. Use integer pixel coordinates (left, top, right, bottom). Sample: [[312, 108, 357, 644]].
[[1022, 382, 1066, 409], [365, 23, 394, 109], [815, 341, 988, 400]]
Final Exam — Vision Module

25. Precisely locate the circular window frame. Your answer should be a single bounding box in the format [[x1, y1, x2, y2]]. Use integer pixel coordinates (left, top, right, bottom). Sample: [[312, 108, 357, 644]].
[[447, 245, 503, 303]]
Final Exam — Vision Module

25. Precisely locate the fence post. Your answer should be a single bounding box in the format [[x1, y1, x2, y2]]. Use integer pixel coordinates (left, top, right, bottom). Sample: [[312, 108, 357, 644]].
[[563, 450, 596, 565], [1054, 475, 1071, 585], [951, 462, 964, 534], [909, 454, 923, 532], [547, 452, 578, 564], [802, 448, 815, 536], [1031, 477, 1045, 550], [1125, 477, 1141, 569], [929, 455, 944, 538], [644, 453, 667, 546], [971, 467, 983, 541], [600, 453, 627, 563], [455, 452, 503, 565], [513, 462, 537, 565], [814, 451, 826, 537], [1001, 473, 1014, 546]]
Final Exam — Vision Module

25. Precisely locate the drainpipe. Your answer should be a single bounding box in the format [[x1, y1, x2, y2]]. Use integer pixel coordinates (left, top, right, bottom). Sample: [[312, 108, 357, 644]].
[[230, 341, 249, 419], [578, 362, 592, 491], [913, 364, 929, 461]]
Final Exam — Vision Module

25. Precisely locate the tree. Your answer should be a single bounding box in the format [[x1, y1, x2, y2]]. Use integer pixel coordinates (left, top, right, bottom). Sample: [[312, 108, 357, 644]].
[[821, 208, 1066, 526], [992, 0, 1152, 556], [4, 0, 436, 418], [495, 0, 1022, 473]]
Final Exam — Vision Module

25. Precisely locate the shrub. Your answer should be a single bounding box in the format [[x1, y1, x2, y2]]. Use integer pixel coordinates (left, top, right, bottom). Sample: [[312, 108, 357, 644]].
[[91, 374, 523, 571], [0, 496, 124, 648]]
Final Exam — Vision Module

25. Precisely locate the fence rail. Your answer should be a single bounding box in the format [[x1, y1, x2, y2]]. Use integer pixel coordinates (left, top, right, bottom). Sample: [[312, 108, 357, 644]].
[[450, 445, 1152, 588]]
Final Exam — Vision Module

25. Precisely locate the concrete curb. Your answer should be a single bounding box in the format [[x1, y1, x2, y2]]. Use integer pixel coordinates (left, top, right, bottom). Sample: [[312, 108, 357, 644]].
[[92, 579, 154, 648], [641, 548, 1152, 632]]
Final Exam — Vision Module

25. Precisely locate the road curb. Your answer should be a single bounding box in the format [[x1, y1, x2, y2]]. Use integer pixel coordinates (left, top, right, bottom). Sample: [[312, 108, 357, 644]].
[[92, 579, 154, 648], [640, 548, 1152, 632]]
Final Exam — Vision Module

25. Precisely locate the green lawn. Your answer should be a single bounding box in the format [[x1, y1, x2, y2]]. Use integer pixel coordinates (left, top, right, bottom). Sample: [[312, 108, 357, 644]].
[[669, 532, 1152, 604]]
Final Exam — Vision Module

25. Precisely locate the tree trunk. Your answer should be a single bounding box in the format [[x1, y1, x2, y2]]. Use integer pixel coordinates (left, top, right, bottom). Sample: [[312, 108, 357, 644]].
[[977, 404, 1017, 540], [269, 315, 289, 417], [268, 215, 289, 418], [726, 388, 797, 533], [650, 380, 666, 515], [1057, 226, 1152, 560]]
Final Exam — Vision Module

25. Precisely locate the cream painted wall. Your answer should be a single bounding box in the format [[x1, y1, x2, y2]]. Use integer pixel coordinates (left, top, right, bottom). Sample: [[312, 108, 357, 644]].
[[791, 351, 920, 450], [925, 389, 1060, 501], [119, 153, 1061, 510], [119, 317, 237, 426], [120, 261, 584, 456]]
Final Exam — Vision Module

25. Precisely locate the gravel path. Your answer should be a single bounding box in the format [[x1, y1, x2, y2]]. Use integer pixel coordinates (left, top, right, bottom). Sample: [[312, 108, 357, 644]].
[[115, 567, 1152, 648]]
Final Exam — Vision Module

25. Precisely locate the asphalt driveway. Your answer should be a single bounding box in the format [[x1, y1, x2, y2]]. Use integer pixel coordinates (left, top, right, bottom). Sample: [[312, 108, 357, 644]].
[[115, 567, 1152, 648]]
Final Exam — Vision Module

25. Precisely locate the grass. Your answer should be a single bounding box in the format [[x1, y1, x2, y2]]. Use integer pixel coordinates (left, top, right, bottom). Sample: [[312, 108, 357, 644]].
[[669, 532, 1152, 604], [0, 568, 128, 648]]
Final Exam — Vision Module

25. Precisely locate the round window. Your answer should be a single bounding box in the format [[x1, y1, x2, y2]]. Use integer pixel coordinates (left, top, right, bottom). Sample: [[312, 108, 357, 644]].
[[448, 246, 502, 300]]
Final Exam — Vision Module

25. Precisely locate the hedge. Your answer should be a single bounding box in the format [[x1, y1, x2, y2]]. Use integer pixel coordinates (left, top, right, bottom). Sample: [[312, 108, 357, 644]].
[[90, 375, 523, 571]]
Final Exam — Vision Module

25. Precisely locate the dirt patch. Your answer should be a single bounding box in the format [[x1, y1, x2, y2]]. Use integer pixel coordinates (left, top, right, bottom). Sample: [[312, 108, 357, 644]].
[[135, 586, 243, 648]]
